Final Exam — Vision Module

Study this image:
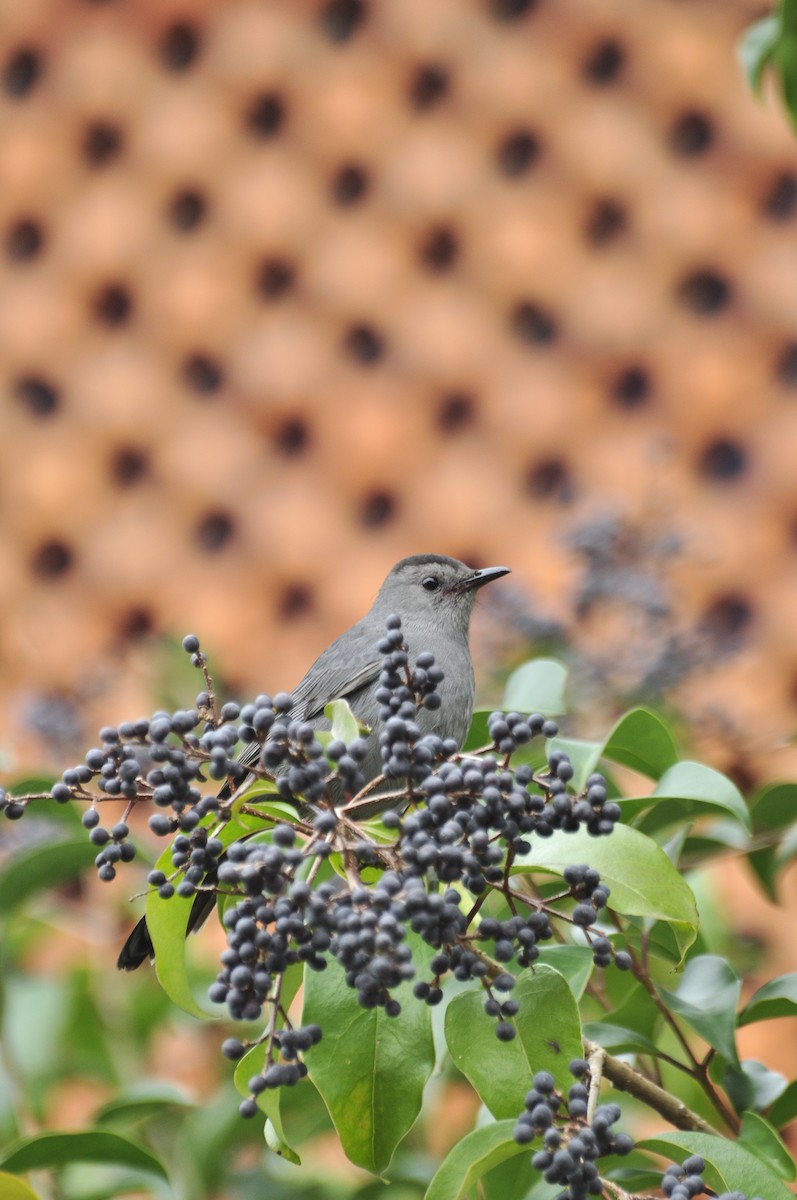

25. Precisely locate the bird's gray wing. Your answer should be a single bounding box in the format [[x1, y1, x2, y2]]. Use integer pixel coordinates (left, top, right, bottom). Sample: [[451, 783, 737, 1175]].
[[292, 656, 382, 721]]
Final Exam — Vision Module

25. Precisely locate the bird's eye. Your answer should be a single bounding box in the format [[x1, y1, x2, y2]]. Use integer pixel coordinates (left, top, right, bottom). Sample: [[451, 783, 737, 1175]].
[[422, 576, 440, 592]]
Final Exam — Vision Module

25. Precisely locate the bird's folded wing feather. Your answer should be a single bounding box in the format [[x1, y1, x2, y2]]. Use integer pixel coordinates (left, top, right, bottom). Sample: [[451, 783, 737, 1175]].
[[292, 657, 382, 720], [227, 631, 382, 781]]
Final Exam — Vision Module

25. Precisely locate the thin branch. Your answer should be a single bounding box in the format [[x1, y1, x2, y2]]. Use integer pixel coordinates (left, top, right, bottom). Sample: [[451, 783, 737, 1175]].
[[584, 1039, 722, 1136]]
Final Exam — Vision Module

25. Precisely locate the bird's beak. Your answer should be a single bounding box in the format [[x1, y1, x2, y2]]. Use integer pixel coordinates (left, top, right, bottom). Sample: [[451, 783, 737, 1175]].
[[454, 565, 511, 593]]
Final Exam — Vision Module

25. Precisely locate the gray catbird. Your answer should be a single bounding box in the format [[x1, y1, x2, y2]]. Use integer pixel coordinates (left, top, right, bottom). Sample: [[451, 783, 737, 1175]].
[[117, 553, 509, 969]]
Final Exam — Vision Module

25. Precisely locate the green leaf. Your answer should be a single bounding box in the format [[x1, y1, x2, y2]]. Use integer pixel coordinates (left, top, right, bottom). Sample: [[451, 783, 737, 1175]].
[[302, 935, 435, 1174], [639, 1132, 794, 1200], [751, 783, 797, 834], [546, 736, 604, 792], [740, 973, 797, 1025], [739, 1111, 796, 1180], [0, 1173, 43, 1200], [0, 839, 97, 913], [600, 708, 679, 780], [774, 7, 797, 124], [626, 762, 750, 832], [722, 1060, 788, 1115], [425, 1120, 526, 1200], [481, 1145, 541, 1200], [232, 964, 304, 1163], [325, 698, 361, 744], [0, 1131, 168, 1180], [534, 945, 595, 1000], [514, 823, 699, 963], [581, 1021, 660, 1056], [445, 967, 583, 1117], [738, 13, 780, 93], [93, 1084, 194, 1126], [660, 955, 740, 1066], [767, 1078, 797, 1129], [502, 659, 567, 715], [147, 812, 265, 1018]]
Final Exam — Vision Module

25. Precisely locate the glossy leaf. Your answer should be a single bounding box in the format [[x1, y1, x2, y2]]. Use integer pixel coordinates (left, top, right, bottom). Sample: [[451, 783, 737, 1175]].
[[302, 935, 435, 1173], [546, 736, 604, 791], [514, 823, 699, 962], [0, 1173, 42, 1200], [723, 1060, 788, 1115], [502, 658, 567, 715], [147, 812, 265, 1018], [325, 698, 361, 744], [660, 955, 740, 1066], [640, 1132, 794, 1200], [738, 1111, 795, 1180], [600, 708, 679, 780], [740, 973, 797, 1025], [0, 839, 97, 913], [445, 966, 583, 1117], [480, 1143, 540, 1200], [94, 1085, 194, 1125], [581, 1020, 660, 1057], [425, 1119, 525, 1200], [232, 963, 304, 1163], [738, 13, 780, 93], [750, 783, 797, 834], [0, 1131, 168, 1180], [534, 945, 595, 1000], [767, 1079, 797, 1129], [627, 762, 750, 832]]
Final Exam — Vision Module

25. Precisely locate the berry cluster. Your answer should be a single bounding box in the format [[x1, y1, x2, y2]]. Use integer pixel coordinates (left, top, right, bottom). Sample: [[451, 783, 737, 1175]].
[[2, 618, 628, 1104], [514, 1062, 633, 1199], [662, 1156, 758, 1200]]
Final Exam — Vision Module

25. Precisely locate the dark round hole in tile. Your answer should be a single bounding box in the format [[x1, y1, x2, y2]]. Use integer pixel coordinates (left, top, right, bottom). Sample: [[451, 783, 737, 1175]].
[[5, 218, 44, 261], [83, 120, 124, 166], [320, 0, 367, 43], [525, 457, 573, 502], [488, 0, 538, 20], [92, 283, 134, 327], [669, 110, 714, 157], [330, 163, 370, 206], [110, 445, 150, 487], [119, 607, 155, 641], [584, 198, 627, 246], [32, 539, 75, 578], [676, 269, 731, 316], [160, 21, 201, 71], [762, 172, 797, 221], [776, 341, 797, 386], [611, 365, 651, 409], [697, 437, 748, 481], [14, 375, 60, 416], [510, 301, 559, 346], [3, 47, 42, 98], [700, 593, 754, 642], [256, 257, 296, 300], [360, 489, 396, 527], [183, 353, 224, 394], [344, 323, 386, 365], [438, 391, 475, 433], [409, 63, 450, 110], [496, 129, 540, 177], [273, 416, 310, 456], [278, 583, 315, 619], [245, 91, 286, 138], [582, 38, 625, 85], [196, 511, 236, 552], [169, 188, 207, 232], [419, 225, 459, 271]]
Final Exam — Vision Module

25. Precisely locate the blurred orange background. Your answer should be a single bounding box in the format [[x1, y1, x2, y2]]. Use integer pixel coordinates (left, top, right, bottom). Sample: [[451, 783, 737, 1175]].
[[3, 0, 797, 1159]]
